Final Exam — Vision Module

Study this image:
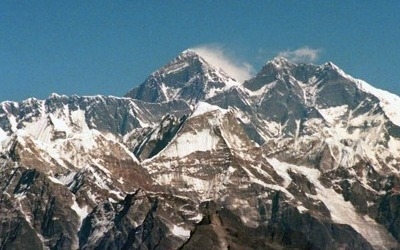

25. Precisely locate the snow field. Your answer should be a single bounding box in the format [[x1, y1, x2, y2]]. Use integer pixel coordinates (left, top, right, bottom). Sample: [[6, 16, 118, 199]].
[[267, 158, 398, 249]]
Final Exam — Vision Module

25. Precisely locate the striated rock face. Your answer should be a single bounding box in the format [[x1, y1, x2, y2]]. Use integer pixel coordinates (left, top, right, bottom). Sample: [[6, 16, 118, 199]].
[[1, 50, 400, 249]]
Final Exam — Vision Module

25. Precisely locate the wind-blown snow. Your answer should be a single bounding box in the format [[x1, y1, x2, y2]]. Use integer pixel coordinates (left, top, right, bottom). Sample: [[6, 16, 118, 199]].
[[189, 47, 254, 82]]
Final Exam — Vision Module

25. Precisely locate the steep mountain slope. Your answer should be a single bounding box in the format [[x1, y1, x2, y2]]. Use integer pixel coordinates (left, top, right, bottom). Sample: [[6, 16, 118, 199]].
[[0, 50, 400, 249], [0, 94, 192, 249], [124, 50, 241, 104], [125, 52, 400, 249]]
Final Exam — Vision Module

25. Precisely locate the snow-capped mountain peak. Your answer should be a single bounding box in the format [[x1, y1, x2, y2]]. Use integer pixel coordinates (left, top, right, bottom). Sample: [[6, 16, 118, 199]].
[[2, 50, 400, 249], [125, 49, 240, 104], [158, 49, 234, 81], [320, 61, 347, 75], [269, 56, 294, 69], [156, 49, 203, 76]]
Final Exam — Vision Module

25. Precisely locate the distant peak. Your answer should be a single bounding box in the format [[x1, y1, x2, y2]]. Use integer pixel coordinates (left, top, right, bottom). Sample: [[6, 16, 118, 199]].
[[48, 93, 68, 99], [175, 49, 236, 80], [267, 57, 296, 69], [323, 61, 339, 70], [321, 61, 347, 76], [170, 49, 204, 65], [179, 49, 201, 59], [148, 49, 205, 78], [272, 56, 289, 63]]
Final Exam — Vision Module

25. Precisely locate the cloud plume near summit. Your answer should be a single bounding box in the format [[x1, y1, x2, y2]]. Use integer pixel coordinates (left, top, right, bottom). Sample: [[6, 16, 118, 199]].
[[278, 47, 321, 63], [190, 45, 254, 82]]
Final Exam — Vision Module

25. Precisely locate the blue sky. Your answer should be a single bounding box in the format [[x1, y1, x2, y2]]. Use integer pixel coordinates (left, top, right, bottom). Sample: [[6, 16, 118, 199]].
[[1, 1, 399, 101]]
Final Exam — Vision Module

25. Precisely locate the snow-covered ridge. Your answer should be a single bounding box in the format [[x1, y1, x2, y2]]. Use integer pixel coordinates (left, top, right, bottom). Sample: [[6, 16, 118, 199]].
[[355, 80, 400, 127], [144, 49, 244, 102], [248, 57, 400, 128], [269, 56, 294, 69], [191, 102, 228, 118], [179, 49, 239, 85], [155, 49, 230, 79], [157, 127, 220, 159], [147, 102, 228, 160], [332, 68, 400, 127]]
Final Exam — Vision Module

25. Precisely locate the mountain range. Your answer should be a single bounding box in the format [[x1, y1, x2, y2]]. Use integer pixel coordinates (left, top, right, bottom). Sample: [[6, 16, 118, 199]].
[[0, 49, 400, 249]]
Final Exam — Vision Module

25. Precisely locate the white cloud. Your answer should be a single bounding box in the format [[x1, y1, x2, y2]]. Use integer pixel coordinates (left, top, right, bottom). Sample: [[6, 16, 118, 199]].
[[190, 45, 254, 82], [278, 47, 321, 63]]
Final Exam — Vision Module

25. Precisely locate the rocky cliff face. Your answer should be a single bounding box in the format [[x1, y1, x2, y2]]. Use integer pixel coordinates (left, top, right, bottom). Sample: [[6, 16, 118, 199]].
[[0, 50, 400, 249]]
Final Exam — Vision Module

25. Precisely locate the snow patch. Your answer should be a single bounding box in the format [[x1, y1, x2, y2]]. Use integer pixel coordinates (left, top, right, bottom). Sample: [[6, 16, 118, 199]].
[[0, 128, 8, 143], [70, 109, 90, 131], [47, 176, 64, 185], [49, 113, 70, 133], [191, 102, 227, 118], [58, 172, 76, 185], [160, 128, 220, 158], [318, 105, 348, 124], [24, 116, 53, 143], [171, 225, 191, 238], [9, 115, 18, 132], [241, 166, 294, 199], [297, 205, 308, 213], [162, 60, 190, 75], [160, 83, 170, 102], [267, 158, 292, 188], [71, 199, 89, 226], [189, 213, 203, 223]]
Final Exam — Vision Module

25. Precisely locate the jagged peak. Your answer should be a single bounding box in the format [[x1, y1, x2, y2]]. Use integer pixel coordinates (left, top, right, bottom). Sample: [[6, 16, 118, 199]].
[[173, 49, 204, 64], [267, 57, 296, 69], [271, 56, 290, 64], [319, 61, 350, 79], [264, 58, 347, 78], [150, 49, 213, 78], [177, 48, 233, 76], [322, 61, 341, 71], [48, 93, 69, 99], [149, 49, 236, 84], [180, 49, 201, 58]]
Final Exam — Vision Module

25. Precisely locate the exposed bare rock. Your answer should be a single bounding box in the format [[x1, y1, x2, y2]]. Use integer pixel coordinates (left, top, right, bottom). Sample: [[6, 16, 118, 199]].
[[0, 51, 400, 249]]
